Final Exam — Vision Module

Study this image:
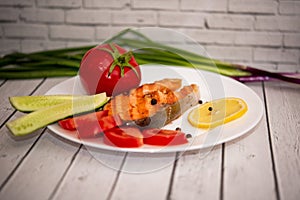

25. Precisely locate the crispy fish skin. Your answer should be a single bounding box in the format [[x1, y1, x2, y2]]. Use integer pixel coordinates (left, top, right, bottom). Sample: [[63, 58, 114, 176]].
[[104, 78, 200, 127], [154, 78, 182, 91], [175, 84, 200, 112], [128, 83, 178, 120], [132, 84, 200, 129]]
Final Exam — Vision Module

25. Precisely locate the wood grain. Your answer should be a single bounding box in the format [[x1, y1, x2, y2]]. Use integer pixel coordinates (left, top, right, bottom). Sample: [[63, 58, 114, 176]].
[[0, 129, 80, 200], [0, 78, 71, 199], [0, 79, 44, 187], [109, 152, 176, 200], [0, 78, 299, 200], [265, 82, 300, 200], [0, 79, 42, 125], [170, 146, 222, 200], [223, 82, 277, 200], [52, 147, 126, 200]]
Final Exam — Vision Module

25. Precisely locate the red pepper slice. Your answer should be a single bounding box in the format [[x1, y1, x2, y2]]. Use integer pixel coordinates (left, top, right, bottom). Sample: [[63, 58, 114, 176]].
[[103, 127, 143, 148], [142, 129, 188, 146], [58, 110, 109, 131], [58, 110, 123, 138], [76, 115, 122, 138]]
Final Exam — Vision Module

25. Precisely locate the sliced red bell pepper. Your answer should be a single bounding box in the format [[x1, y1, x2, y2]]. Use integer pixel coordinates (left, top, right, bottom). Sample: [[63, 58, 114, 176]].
[[142, 129, 188, 146], [58, 110, 109, 131], [76, 115, 122, 138], [103, 127, 143, 148], [58, 110, 123, 138]]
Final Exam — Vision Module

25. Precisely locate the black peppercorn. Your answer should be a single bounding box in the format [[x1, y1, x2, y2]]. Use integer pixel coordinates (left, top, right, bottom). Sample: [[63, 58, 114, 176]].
[[186, 134, 192, 139], [198, 100, 203, 104], [175, 127, 181, 131], [208, 107, 213, 111], [151, 98, 157, 105]]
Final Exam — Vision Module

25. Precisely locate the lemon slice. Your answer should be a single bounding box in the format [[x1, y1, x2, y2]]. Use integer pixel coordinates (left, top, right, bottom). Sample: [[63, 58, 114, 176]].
[[188, 97, 248, 128]]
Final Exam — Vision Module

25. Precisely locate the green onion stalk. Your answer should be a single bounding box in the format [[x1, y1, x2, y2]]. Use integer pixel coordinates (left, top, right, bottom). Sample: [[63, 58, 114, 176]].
[[0, 28, 299, 84]]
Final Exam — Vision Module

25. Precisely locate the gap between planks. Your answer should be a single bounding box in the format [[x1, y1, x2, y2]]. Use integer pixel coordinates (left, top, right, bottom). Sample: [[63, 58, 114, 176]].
[[0, 78, 74, 195], [262, 81, 280, 200], [49, 147, 128, 200], [222, 82, 277, 200], [48, 144, 83, 200], [0, 78, 46, 191], [263, 81, 300, 200], [0, 78, 45, 129]]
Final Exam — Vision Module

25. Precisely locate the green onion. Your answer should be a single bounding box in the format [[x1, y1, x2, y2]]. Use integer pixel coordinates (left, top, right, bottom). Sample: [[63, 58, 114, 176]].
[[0, 28, 299, 84], [0, 68, 78, 79]]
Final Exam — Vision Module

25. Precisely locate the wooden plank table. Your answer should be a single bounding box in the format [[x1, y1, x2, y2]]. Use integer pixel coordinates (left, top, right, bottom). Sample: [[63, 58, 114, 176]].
[[0, 78, 299, 200]]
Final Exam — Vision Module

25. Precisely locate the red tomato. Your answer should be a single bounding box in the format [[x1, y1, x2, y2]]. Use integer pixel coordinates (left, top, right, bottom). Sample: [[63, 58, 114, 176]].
[[76, 115, 122, 138], [142, 129, 188, 146], [58, 110, 108, 131], [58, 117, 76, 131], [79, 43, 141, 96], [58, 111, 123, 138], [103, 127, 143, 148]]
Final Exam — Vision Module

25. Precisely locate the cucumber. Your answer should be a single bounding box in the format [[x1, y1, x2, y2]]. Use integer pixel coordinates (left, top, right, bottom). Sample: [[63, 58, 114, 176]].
[[6, 93, 109, 136], [9, 95, 75, 112]]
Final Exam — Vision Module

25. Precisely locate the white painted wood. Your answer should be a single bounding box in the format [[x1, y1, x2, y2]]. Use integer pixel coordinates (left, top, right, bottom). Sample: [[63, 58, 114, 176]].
[[0, 129, 80, 200], [0, 78, 299, 200], [52, 147, 126, 200], [110, 152, 176, 200], [265, 81, 300, 200], [0, 78, 68, 189], [0, 121, 42, 186], [0, 79, 45, 186], [0, 79, 42, 124], [223, 82, 277, 200], [170, 146, 222, 200]]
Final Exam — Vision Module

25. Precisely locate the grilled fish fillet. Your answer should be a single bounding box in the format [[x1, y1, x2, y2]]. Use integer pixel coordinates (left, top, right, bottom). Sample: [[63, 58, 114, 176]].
[[104, 78, 200, 125]]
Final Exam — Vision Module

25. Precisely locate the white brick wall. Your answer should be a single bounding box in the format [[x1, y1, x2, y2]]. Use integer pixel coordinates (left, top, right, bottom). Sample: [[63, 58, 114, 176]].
[[159, 12, 204, 28], [279, 1, 300, 15], [284, 34, 300, 48], [37, 0, 82, 8], [181, 0, 227, 12], [254, 48, 299, 63], [84, 0, 130, 9], [65, 10, 110, 25], [20, 8, 64, 23], [132, 0, 179, 10], [50, 25, 94, 41], [255, 16, 300, 32], [229, 0, 278, 14], [0, 0, 34, 7], [0, 8, 19, 22], [0, 0, 299, 72], [112, 11, 157, 25], [206, 14, 254, 30], [3, 24, 48, 39]]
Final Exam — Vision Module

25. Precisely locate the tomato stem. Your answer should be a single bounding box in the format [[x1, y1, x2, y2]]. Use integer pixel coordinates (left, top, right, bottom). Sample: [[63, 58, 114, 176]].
[[98, 43, 140, 78]]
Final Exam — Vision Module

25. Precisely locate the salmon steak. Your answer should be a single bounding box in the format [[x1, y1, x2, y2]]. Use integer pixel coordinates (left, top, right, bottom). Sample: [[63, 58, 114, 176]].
[[104, 78, 200, 129]]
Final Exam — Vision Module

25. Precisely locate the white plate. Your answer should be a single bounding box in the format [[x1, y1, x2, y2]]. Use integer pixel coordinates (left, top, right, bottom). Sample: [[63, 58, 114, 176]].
[[46, 65, 263, 153]]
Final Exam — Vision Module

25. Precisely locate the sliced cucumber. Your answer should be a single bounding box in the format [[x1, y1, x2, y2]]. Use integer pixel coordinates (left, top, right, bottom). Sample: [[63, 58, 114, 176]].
[[9, 95, 75, 112], [6, 93, 109, 136]]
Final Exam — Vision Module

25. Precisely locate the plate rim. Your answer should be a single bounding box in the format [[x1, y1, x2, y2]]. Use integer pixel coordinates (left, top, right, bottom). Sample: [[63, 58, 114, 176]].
[[46, 65, 264, 153]]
